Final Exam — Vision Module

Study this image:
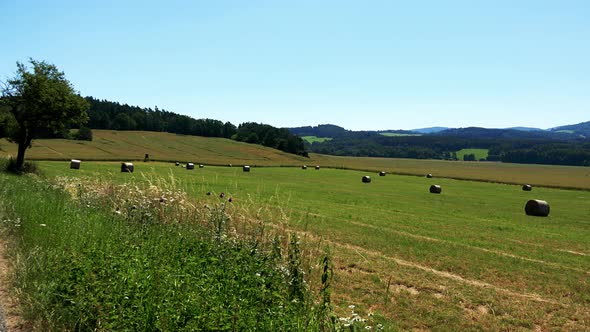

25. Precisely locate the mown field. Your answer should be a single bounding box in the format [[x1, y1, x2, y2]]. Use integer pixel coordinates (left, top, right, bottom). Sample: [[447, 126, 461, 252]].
[[36, 160, 590, 331], [1, 130, 589, 189]]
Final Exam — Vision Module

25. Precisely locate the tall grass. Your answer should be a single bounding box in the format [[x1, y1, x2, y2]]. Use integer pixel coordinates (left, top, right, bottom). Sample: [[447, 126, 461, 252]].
[[0, 170, 361, 330]]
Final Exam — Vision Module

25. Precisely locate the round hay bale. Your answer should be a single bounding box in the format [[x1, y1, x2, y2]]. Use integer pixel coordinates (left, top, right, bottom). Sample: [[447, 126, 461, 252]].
[[426, 174, 433, 178], [522, 184, 532, 191], [315, 165, 320, 170], [243, 165, 251, 172], [70, 159, 81, 169], [429, 185, 442, 194], [121, 162, 134, 173], [302, 165, 307, 170], [199, 164, 204, 168], [379, 171, 386, 176], [186, 163, 195, 170], [525, 199, 550, 217], [175, 162, 180, 166], [362, 175, 371, 183], [228, 163, 233, 167]]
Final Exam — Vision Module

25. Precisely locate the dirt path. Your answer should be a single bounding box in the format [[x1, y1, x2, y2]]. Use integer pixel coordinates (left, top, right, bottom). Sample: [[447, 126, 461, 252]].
[[0, 239, 26, 332]]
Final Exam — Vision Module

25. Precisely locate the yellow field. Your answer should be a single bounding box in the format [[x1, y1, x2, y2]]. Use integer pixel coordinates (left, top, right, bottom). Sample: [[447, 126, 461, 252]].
[[1, 130, 589, 189]]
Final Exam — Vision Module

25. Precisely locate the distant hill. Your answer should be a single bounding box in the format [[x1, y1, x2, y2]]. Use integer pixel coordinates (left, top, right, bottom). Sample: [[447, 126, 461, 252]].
[[505, 127, 544, 132], [434, 127, 574, 140], [410, 127, 449, 134], [550, 121, 590, 137]]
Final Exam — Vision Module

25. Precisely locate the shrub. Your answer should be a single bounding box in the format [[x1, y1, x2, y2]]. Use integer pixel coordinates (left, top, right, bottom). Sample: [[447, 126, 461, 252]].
[[74, 126, 93, 141], [2, 156, 40, 175]]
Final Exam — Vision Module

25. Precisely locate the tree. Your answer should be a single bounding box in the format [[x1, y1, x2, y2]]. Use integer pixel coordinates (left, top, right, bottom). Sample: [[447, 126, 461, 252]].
[[75, 126, 93, 141], [0, 59, 89, 171]]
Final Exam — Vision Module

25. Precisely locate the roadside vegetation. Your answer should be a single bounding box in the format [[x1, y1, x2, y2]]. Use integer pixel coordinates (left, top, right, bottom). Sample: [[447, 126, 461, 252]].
[[0, 163, 390, 331]]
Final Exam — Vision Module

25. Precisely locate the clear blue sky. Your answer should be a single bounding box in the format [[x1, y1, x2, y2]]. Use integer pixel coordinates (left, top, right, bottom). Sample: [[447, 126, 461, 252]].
[[1, 0, 589, 130]]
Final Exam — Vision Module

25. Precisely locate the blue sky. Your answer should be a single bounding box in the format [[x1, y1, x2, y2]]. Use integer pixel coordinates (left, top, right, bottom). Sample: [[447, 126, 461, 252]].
[[1, 0, 589, 130]]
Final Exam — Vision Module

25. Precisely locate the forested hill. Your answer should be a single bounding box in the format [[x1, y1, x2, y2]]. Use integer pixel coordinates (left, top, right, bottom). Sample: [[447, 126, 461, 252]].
[[550, 121, 590, 136], [433, 127, 574, 140], [85, 97, 306, 156]]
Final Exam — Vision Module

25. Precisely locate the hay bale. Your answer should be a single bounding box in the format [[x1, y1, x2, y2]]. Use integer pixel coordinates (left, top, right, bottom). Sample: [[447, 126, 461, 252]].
[[243, 165, 250, 172], [121, 162, 134, 173], [315, 165, 320, 170], [70, 159, 81, 169], [362, 175, 371, 183], [228, 163, 233, 167], [429, 185, 442, 194], [379, 171, 386, 176], [302, 165, 307, 170], [525, 199, 550, 217], [426, 174, 433, 178], [522, 184, 532, 191], [199, 164, 204, 168], [175, 162, 180, 166], [186, 163, 195, 170]]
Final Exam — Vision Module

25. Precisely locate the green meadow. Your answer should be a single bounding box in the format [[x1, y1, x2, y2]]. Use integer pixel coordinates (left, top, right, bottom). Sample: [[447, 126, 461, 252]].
[[33, 160, 590, 331], [456, 148, 489, 160], [301, 135, 333, 143], [378, 132, 422, 137]]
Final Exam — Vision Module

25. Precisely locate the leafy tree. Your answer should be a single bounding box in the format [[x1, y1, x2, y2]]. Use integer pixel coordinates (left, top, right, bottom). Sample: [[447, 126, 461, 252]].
[[0, 59, 89, 171], [75, 126, 93, 141]]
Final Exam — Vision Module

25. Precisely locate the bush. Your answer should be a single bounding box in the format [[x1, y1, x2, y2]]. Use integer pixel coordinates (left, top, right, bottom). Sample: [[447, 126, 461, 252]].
[[74, 126, 93, 141], [2, 156, 40, 175]]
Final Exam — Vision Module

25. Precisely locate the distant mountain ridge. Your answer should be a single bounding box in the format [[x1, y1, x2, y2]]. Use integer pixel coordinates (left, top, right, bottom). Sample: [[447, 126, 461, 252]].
[[289, 120, 590, 139], [411, 127, 449, 134]]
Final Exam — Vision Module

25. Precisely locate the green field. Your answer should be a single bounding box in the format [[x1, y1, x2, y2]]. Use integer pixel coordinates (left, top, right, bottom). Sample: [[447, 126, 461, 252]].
[[2, 130, 589, 189], [456, 148, 489, 160], [379, 132, 422, 137], [301, 135, 333, 143], [34, 160, 590, 331]]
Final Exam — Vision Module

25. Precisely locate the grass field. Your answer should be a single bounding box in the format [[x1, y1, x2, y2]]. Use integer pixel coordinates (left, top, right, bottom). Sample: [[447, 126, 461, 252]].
[[1, 130, 589, 189], [301, 135, 333, 143], [456, 148, 489, 160], [379, 132, 422, 137], [35, 161, 590, 331]]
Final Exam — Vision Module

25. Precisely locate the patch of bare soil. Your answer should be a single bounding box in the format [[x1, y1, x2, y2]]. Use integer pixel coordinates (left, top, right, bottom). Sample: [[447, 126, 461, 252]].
[[0, 239, 26, 332]]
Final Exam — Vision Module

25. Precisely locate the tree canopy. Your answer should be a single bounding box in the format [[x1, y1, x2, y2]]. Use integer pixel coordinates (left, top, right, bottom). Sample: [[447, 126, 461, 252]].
[[0, 59, 89, 171]]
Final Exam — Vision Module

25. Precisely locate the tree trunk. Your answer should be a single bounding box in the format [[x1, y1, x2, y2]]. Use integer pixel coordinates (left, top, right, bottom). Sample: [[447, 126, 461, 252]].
[[16, 141, 27, 171], [15, 135, 32, 172]]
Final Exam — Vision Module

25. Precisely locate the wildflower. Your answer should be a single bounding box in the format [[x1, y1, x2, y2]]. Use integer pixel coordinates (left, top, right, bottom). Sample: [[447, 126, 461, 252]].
[[365, 327, 373, 330], [39, 224, 47, 227], [349, 305, 356, 309]]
